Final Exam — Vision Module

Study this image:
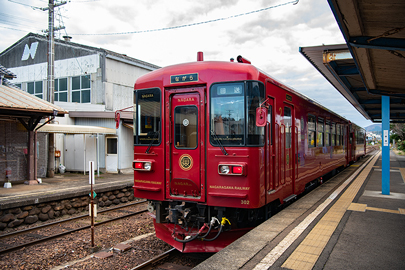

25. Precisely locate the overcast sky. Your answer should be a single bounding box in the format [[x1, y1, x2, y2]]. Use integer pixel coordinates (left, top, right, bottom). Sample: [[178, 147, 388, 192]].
[[0, 0, 374, 128]]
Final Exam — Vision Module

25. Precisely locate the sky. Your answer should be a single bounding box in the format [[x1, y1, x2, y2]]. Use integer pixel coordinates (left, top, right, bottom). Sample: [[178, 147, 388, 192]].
[[0, 0, 374, 128]]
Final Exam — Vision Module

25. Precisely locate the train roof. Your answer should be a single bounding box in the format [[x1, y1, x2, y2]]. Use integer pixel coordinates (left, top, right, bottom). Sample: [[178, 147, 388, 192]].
[[135, 60, 260, 86], [135, 57, 363, 129]]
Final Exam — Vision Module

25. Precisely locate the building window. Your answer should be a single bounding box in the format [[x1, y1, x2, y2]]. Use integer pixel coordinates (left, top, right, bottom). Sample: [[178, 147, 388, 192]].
[[27, 81, 43, 99], [55, 78, 68, 102], [107, 138, 117, 154], [71, 75, 90, 103]]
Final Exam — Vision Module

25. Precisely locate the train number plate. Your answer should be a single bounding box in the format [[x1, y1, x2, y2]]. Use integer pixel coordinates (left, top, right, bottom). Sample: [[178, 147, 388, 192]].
[[171, 73, 198, 83]]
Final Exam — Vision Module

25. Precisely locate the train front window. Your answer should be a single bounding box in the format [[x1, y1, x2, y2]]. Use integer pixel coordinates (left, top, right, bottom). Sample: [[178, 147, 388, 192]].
[[210, 81, 264, 146], [133, 88, 161, 145], [174, 106, 198, 149], [210, 82, 245, 146]]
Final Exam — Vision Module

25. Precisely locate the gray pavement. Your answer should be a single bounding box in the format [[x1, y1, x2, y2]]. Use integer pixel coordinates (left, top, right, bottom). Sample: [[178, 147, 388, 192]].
[[0, 171, 134, 210], [320, 151, 405, 270], [195, 150, 405, 269]]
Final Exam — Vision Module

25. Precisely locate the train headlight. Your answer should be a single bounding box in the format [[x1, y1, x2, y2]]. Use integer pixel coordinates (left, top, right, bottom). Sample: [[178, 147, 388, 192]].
[[133, 160, 153, 171], [219, 165, 230, 174], [144, 162, 152, 171], [218, 163, 246, 176]]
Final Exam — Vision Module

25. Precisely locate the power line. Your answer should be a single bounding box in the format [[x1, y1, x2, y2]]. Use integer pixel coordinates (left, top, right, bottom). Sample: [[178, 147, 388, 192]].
[[71, 0, 299, 36], [0, 25, 40, 32]]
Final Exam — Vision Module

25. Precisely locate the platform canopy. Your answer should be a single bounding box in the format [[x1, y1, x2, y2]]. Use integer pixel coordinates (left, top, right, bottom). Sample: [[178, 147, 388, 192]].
[[37, 124, 116, 134], [301, 0, 405, 123]]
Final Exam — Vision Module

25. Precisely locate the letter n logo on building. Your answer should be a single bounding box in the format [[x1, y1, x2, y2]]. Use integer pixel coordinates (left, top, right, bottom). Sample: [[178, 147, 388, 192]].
[[21, 42, 39, 61]]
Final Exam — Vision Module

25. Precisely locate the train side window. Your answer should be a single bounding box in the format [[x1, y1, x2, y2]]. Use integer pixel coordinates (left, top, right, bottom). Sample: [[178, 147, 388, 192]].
[[325, 120, 331, 147], [284, 107, 291, 149], [269, 105, 273, 145], [317, 117, 324, 147], [336, 124, 341, 146], [308, 115, 316, 148], [331, 122, 336, 146], [247, 82, 265, 146]]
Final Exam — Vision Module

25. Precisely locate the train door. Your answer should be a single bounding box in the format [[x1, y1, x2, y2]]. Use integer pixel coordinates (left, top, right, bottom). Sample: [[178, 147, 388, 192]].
[[166, 90, 204, 202], [283, 104, 295, 193], [265, 98, 275, 196]]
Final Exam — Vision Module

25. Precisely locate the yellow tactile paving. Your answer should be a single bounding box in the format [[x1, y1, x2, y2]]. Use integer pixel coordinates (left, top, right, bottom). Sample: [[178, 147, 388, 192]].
[[281, 152, 381, 270], [349, 203, 405, 215], [348, 202, 367, 212]]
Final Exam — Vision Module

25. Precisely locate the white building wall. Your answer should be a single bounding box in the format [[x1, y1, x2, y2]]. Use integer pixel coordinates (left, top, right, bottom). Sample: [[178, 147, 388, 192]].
[[104, 57, 151, 111], [9, 54, 100, 83]]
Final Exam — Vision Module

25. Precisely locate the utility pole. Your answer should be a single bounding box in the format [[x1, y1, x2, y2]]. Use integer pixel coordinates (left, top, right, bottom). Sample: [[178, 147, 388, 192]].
[[43, 0, 66, 178]]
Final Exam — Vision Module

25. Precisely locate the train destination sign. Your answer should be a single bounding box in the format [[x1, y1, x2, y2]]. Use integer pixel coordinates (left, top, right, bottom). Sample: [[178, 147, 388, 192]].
[[170, 73, 198, 83]]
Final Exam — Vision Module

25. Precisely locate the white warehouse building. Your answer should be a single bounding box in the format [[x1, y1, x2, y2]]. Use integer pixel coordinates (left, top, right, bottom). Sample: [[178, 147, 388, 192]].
[[0, 33, 160, 175]]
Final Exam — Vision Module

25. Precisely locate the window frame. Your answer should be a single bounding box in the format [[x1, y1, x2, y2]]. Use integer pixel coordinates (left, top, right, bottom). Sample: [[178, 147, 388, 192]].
[[307, 114, 316, 148], [27, 81, 43, 99], [331, 122, 336, 146], [325, 120, 331, 147], [209, 80, 265, 147], [55, 78, 68, 102], [284, 106, 292, 149], [174, 105, 198, 150], [317, 117, 324, 147], [71, 75, 91, 103]]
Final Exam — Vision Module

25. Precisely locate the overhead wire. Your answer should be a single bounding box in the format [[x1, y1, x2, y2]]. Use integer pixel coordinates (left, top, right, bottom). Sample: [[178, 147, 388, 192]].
[[70, 0, 299, 36]]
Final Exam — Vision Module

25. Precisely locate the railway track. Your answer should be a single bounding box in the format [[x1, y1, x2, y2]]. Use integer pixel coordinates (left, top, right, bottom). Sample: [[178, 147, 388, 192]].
[[0, 200, 147, 255], [130, 247, 178, 270]]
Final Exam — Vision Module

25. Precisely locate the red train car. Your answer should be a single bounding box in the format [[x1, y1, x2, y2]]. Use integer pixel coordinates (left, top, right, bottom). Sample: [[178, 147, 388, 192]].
[[132, 53, 365, 252]]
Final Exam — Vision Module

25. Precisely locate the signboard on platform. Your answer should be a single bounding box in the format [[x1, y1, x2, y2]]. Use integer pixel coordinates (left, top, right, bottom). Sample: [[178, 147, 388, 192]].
[[383, 130, 389, 147]]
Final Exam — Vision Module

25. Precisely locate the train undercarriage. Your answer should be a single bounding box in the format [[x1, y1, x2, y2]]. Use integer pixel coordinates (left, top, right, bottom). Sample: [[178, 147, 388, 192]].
[[148, 200, 279, 252]]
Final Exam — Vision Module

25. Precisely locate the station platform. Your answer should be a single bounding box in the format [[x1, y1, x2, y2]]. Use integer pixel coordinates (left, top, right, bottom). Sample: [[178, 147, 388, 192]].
[[0, 171, 134, 210], [194, 150, 405, 270]]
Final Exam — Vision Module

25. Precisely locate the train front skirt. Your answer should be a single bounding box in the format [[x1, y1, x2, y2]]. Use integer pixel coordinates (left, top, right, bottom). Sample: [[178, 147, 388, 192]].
[[153, 219, 252, 253]]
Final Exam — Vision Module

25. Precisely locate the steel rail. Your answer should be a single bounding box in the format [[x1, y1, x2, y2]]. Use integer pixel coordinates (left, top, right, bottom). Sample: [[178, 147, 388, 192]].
[[0, 206, 148, 255], [130, 248, 177, 270], [0, 200, 146, 240]]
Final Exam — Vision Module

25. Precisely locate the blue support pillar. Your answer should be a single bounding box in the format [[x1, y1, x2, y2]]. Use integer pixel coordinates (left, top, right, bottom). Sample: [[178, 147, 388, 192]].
[[382, 95, 390, 195]]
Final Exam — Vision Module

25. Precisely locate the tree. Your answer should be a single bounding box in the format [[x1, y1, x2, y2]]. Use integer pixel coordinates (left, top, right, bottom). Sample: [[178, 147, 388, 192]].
[[391, 123, 405, 150], [390, 123, 405, 141]]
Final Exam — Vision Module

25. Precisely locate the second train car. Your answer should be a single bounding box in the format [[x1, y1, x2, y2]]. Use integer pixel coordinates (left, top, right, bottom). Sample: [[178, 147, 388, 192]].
[[132, 52, 366, 252]]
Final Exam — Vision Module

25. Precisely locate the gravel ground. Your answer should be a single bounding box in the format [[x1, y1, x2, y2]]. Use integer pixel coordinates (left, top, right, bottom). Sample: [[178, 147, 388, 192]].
[[0, 204, 175, 269]]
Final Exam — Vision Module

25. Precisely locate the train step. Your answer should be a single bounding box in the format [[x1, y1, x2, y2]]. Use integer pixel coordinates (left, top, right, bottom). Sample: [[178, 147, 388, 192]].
[[283, 194, 297, 203]]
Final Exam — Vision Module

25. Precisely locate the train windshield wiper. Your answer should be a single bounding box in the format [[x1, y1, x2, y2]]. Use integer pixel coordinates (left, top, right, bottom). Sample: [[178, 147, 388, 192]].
[[210, 130, 228, 155], [145, 130, 159, 154]]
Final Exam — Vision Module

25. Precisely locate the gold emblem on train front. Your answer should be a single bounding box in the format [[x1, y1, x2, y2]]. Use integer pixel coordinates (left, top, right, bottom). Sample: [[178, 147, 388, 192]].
[[179, 154, 193, 171]]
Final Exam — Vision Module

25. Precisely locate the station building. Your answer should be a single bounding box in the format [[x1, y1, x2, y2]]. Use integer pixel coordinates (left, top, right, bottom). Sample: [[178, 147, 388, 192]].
[[0, 32, 160, 179]]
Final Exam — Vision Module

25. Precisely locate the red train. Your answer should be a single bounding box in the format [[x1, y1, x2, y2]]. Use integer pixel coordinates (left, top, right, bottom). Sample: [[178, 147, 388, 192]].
[[132, 52, 366, 253]]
